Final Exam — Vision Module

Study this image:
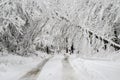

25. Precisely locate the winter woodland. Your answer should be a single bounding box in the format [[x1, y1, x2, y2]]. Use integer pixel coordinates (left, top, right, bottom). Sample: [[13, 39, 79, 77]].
[[0, 0, 120, 80]]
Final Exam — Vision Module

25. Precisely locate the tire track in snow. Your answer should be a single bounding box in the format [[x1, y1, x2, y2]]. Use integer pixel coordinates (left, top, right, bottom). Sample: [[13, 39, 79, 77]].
[[62, 56, 78, 80], [19, 57, 52, 80]]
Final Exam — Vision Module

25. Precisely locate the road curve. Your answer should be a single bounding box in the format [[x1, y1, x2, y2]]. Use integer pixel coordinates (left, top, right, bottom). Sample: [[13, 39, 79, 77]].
[[62, 56, 78, 80], [19, 57, 52, 80]]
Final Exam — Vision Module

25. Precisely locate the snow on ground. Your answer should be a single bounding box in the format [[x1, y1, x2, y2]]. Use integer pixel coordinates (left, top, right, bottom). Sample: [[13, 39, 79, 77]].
[[37, 55, 64, 80], [37, 54, 120, 80], [0, 53, 120, 80], [70, 54, 120, 80], [19, 57, 52, 80], [0, 52, 51, 80]]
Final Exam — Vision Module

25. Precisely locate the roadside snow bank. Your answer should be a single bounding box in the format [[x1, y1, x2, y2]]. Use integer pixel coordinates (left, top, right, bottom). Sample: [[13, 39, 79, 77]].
[[69, 55, 120, 80], [0, 52, 50, 80]]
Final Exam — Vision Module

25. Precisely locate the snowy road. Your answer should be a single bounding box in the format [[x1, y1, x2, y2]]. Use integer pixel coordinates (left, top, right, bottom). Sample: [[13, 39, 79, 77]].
[[18, 57, 52, 80], [62, 57, 78, 80], [36, 55, 120, 80], [2, 55, 120, 80]]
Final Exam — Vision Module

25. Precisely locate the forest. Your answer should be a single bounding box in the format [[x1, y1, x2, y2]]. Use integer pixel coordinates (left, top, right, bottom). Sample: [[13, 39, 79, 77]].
[[0, 0, 120, 80]]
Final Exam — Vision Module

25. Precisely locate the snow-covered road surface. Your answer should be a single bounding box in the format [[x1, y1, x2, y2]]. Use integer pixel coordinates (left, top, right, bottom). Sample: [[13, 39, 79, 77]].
[[19, 57, 52, 80], [36, 55, 120, 80], [37, 55, 63, 80], [1, 55, 120, 80], [62, 57, 78, 80], [37, 55, 78, 80]]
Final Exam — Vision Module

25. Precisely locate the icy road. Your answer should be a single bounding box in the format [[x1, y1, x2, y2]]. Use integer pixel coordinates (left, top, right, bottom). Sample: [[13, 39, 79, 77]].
[[1, 55, 120, 80]]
